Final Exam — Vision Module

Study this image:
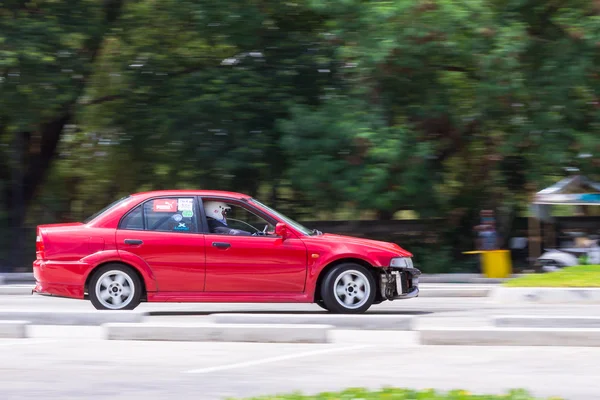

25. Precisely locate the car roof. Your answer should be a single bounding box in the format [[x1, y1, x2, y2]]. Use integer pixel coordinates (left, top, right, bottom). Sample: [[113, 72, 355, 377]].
[[129, 190, 252, 201]]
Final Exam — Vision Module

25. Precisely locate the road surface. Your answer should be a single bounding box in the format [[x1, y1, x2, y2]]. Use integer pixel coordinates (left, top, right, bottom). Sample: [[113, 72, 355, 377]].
[[1, 292, 600, 399], [1, 327, 599, 400]]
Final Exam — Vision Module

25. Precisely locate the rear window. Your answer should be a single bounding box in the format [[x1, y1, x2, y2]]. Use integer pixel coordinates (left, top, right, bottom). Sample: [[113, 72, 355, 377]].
[[84, 196, 131, 224]]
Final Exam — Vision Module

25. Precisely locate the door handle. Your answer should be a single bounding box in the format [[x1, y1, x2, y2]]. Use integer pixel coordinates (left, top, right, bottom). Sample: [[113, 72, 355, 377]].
[[124, 239, 143, 245], [212, 242, 231, 249]]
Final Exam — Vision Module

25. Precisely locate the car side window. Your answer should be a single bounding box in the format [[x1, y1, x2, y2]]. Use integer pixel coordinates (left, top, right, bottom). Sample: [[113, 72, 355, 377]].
[[204, 200, 274, 236], [142, 197, 198, 233], [120, 205, 144, 230]]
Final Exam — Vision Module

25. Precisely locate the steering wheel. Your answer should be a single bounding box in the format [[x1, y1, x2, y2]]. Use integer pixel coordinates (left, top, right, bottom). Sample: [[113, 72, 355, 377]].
[[252, 225, 269, 236]]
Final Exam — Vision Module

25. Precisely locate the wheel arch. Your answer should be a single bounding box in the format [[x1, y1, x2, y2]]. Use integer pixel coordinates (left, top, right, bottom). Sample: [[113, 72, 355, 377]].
[[313, 257, 381, 302], [84, 261, 148, 301]]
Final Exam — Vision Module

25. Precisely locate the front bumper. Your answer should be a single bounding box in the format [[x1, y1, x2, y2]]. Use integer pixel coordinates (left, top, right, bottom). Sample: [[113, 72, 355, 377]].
[[379, 264, 421, 301]]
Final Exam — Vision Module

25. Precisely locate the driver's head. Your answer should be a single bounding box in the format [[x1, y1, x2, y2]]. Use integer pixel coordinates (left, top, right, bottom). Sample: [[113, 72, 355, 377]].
[[204, 201, 231, 224]]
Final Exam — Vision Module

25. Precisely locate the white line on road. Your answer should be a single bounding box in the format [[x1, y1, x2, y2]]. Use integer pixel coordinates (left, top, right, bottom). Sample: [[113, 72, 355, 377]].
[[184, 344, 374, 374]]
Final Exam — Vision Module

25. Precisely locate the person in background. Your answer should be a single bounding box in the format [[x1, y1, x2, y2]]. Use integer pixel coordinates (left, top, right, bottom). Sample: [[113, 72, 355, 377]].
[[475, 209, 499, 250]]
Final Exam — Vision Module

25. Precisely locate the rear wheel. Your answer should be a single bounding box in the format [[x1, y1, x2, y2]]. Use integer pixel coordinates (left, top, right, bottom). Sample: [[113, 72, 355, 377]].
[[89, 264, 142, 310], [320, 263, 376, 314]]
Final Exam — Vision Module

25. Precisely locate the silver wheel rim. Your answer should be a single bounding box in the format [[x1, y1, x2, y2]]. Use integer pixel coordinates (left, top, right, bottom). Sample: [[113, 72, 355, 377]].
[[333, 269, 370, 309], [95, 270, 135, 309]]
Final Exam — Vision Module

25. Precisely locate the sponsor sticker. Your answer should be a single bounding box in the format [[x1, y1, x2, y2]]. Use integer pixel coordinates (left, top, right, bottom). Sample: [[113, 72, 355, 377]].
[[153, 199, 177, 212], [182, 210, 193, 218], [172, 214, 183, 222], [178, 198, 194, 211], [174, 222, 189, 231]]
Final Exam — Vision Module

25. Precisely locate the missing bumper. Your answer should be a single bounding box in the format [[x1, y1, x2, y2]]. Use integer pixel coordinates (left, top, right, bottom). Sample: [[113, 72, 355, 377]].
[[379, 266, 421, 300]]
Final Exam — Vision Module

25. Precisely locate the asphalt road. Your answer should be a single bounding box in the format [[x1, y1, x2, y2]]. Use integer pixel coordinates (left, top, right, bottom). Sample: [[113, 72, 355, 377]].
[[3, 292, 600, 399], [3, 292, 600, 325], [1, 328, 600, 400]]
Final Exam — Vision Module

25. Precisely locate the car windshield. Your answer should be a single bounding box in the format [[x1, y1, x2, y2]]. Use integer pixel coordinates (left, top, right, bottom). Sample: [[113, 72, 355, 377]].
[[250, 198, 317, 236], [83, 195, 131, 224]]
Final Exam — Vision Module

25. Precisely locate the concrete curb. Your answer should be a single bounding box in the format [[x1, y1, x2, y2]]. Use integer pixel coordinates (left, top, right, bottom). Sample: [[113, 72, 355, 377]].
[[419, 327, 600, 346], [0, 320, 29, 338], [493, 315, 600, 328], [209, 313, 414, 330], [419, 274, 526, 284], [490, 286, 600, 304], [0, 285, 33, 295], [418, 288, 490, 297], [104, 322, 332, 343], [0, 273, 34, 285], [0, 310, 145, 326]]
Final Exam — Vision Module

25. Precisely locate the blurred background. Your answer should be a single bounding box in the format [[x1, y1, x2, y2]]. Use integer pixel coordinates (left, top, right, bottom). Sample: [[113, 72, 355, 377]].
[[1, 0, 600, 273]]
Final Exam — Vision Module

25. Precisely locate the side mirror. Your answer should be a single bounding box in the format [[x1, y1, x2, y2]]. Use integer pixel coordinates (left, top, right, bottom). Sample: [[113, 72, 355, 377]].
[[275, 222, 288, 238]]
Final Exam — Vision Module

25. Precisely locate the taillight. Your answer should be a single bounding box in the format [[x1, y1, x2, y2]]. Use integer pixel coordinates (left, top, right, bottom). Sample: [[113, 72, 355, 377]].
[[36, 233, 45, 260]]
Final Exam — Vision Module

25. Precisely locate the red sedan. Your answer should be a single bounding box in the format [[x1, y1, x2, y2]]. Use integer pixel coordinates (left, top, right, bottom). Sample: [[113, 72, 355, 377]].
[[33, 190, 420, 313]]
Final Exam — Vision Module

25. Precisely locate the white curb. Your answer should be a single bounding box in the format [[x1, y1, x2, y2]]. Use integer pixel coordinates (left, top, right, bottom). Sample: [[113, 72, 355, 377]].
[[104, 322, 332, 343], [0, 310, 145, 326], [490, 286, 600, 304], [0, 285, 33, 295], [0, 320, 29, 338], [209, 313, 414, 330], [418, 288, 491, 297], [493, 315, 600, 328], [419, 327, 600, 346]]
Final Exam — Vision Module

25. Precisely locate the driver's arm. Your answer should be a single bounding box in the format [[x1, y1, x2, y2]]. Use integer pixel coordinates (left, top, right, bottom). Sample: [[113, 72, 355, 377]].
[[213, 226, 252, 236]]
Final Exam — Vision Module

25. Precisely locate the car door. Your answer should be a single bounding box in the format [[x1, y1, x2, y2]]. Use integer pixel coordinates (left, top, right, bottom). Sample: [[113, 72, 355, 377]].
[[201, 198, 308, 292], [116, 196, 206, 292]]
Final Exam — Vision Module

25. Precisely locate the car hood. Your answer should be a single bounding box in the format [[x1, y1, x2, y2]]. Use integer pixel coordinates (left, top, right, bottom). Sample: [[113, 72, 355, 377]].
[[317, 233, 412, 257]]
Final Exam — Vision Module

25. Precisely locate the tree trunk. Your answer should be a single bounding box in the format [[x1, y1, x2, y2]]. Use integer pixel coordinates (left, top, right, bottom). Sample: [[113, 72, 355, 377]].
[[1, 0, 125, 271]]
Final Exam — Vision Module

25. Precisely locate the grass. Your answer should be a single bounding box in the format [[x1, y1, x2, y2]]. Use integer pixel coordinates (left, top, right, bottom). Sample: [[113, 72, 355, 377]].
[[504, 265, 600, 287], [234, 388, 562, 400]]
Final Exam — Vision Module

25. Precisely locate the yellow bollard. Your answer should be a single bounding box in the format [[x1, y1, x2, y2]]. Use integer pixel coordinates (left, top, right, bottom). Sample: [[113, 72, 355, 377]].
[[463, 249, 512, 278]]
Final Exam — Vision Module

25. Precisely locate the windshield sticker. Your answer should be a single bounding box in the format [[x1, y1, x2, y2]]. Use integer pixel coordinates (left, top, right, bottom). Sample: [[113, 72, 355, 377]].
[[172, 214, 183, 222], [153, 199, 177, 212], [182, 210, 193, 218], [178, 198, 194, 211]]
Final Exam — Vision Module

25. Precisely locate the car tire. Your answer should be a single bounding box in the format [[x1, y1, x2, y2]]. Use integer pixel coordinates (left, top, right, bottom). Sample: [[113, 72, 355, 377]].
[[320, 263, 376, 314], [315, 300, 329, 311], [89, 264, 142, 310]]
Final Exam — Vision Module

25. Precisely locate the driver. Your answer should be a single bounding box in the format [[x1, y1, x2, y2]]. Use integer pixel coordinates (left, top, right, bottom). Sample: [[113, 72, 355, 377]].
[[204, 201, 253, 236]]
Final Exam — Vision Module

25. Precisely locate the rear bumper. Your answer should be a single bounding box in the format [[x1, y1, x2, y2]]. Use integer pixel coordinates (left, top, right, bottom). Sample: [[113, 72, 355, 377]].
[[32, 259, 86, 299]]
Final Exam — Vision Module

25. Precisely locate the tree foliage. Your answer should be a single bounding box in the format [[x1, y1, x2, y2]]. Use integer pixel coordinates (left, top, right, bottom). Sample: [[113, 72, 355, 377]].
[[1, 0, 600, 270]]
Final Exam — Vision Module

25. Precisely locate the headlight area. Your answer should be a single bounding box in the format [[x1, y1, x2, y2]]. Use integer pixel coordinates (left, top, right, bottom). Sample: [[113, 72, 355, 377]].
[[379, 258, 421, 301], [390, 257, 413, 268]]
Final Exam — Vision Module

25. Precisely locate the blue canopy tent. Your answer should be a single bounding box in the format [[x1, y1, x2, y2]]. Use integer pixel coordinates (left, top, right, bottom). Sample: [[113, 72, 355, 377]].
[[529, 175, 600, 267], [533, 175, 600, 206]]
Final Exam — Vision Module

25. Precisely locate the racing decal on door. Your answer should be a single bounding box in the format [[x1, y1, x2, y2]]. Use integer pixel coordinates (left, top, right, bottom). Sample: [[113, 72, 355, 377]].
[[153, 199, 177, 212]]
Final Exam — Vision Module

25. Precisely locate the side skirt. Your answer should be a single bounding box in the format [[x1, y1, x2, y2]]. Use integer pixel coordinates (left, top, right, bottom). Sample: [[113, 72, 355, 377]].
[[146, 292, 312, 303]]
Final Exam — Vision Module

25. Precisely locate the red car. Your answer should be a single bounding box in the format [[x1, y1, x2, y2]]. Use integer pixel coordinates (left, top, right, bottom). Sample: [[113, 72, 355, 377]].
[[33, 190, 420, 313]]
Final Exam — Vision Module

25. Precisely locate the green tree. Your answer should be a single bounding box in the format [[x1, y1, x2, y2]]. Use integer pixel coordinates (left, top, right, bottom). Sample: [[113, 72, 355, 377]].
[[0, 0, 125, 269]]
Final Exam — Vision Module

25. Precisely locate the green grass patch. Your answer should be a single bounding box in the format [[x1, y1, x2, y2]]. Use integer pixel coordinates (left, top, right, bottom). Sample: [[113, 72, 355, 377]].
[[234, 388, 562, 399], [504, 265, 600, 287]]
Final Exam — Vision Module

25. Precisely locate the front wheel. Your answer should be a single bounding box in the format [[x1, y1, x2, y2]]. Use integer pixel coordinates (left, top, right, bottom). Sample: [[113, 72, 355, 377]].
[[320, 263, 376, 314], [89, 264, 142, 310]]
